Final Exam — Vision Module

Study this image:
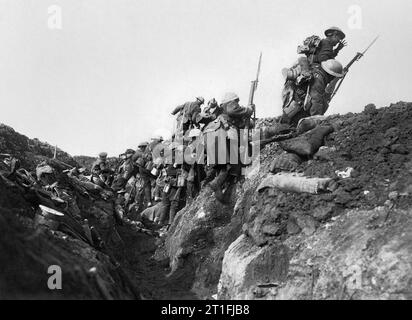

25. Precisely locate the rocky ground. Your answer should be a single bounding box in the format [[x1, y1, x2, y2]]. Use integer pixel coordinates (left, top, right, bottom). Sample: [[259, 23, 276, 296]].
[[0, 177, 138, 299], [159, 101, 412, 300], [0, 124, 76, 170], [1, 101, 412, 300]]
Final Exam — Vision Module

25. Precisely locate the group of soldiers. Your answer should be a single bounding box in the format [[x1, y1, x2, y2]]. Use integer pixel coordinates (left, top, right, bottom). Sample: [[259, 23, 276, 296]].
[[85, 26, 350, 231], [0, 26, 351, 237], [89, 92, 259, 231], [0, 25, 367, 267]]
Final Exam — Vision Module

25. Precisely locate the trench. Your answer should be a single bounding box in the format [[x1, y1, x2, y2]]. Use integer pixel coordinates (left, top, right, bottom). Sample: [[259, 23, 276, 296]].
[[115, 224, 198, 300]]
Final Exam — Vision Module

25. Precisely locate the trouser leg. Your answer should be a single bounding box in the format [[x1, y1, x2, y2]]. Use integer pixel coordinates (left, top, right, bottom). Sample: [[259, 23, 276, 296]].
[[186, 181, 195, 203], [143, 177, 152, 205], [133, 187, 145, 216], [169, 200, 179, 225], [309, 78, 328, 116], [159, 191, 171, 225]]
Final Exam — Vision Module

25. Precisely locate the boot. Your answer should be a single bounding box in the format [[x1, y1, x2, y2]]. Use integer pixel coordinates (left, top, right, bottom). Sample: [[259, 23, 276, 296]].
[[209, 170, 228, 203]]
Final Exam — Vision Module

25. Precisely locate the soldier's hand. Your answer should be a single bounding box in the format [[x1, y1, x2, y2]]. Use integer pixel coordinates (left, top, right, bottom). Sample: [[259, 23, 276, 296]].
[[248, 104, 256, 112], [336, 40, 347, 51]]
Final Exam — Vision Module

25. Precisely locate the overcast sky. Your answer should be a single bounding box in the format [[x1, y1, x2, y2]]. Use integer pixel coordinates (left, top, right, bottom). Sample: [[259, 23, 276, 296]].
[[0, 0, 411, 156]]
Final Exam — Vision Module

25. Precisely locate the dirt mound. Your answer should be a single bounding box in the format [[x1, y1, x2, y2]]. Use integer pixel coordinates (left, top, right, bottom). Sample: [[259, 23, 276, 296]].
[[0, 123, 77, 170], [243, 102, 412, 245], [2, 101, 412, 300], [0, 178, 138, 299], [0, 126, 144, 299], [164, 101, 412, 299]]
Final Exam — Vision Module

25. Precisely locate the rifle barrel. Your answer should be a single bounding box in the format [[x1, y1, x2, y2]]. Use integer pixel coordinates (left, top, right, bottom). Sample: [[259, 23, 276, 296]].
[[248, 52, 262, 123], [256, 52, 262, 81], [331, 36, 379, 101], [361, 35, 379, 55]]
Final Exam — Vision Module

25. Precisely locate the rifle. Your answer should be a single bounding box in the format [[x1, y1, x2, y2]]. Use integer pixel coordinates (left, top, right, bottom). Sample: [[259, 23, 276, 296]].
[[248, 52, 262, 125], [329, 36, 379, 102], [259, 131, 296, 148]]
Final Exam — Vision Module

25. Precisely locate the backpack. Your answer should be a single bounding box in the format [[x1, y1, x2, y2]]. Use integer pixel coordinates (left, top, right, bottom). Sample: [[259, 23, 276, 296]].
[[297, 35, 321, 58]]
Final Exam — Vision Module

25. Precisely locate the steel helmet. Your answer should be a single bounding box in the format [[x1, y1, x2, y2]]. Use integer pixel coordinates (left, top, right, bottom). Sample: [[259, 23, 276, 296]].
[[208, 98, 217, 105], [196, 97, 205, 104], [324, 26, 346, 39], [138, 141, 149, 148], [321, 59, 344, 78], [221, 92, 239, 104], [151, 135, 163, 141], [98, 152, 108, 159]]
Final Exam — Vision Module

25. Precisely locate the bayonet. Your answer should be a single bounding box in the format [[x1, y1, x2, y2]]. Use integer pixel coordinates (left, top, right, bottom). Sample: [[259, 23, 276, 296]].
[[361, 35, 379, 56], [248, 52, 262, 122], [329, 36, 379, 101]]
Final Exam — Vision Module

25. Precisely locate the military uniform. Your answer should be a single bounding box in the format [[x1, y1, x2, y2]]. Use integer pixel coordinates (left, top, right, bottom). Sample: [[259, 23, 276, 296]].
[[283, 26, 346, 100], [172, 98, 204, 136], [132, 143, 153, 209], [158, 164, 186, 226], [305, 67, 334, 116], [281, 59, 344, 125], [91, 154, 113, 185], [202, 93, 253, 203], [312, 38, 341, 64], [199, 99, 222, 126]]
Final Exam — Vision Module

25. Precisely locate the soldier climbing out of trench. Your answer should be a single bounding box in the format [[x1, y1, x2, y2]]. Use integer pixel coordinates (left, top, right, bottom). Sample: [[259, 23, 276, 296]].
[[281, 58, 345, 126], [203, 92, 255, 203], [280, 26, 347, 125]]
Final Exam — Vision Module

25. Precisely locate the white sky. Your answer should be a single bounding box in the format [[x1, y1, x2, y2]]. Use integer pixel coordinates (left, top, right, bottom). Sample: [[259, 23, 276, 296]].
[[0, 0, 411, 156]]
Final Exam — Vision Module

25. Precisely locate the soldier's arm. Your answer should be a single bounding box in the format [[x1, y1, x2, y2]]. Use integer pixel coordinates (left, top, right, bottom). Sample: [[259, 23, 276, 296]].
[[197, 113, 215, 124], [171, 104, 184, 115], [191, 104, 202, 124], [226, 103, 253, 119], [316, 39, 337, 63]]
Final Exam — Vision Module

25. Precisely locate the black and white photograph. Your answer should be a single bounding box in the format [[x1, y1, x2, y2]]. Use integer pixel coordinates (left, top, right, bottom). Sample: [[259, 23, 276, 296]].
[[0, 0, 412, 307]]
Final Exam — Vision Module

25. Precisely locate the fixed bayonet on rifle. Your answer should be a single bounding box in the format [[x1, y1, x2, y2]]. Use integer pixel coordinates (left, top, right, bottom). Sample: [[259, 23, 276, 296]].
[[329, 36, 379, 101], [248, 52, 262, 124]]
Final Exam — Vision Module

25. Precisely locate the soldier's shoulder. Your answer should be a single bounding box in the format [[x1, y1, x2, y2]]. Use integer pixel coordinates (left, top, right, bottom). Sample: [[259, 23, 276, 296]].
[[320, 38, 333, 47]]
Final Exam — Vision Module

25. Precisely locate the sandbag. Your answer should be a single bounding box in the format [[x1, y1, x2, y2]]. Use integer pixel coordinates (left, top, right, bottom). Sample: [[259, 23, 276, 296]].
[[279, 125, 333, 157], [257, 172, 331, 194], [270, 152, 302, 173], [296, 115, 326, 134], [260, 123, 292, 140]]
